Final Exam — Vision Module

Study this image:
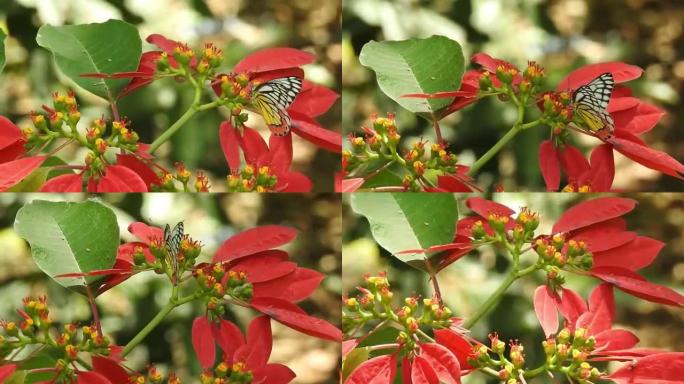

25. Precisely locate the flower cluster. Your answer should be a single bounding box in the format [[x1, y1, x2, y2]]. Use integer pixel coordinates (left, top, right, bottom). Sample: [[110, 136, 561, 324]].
[[341, 113, 476, 192]]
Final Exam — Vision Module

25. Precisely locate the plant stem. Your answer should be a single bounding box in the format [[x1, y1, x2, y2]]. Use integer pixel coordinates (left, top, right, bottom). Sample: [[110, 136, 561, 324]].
[[468, 123, 522, 177], [463, 268, 519, 329], [432, 116, 444, 146], [424, 259, 443, 305], [148, 103, 199, 155]]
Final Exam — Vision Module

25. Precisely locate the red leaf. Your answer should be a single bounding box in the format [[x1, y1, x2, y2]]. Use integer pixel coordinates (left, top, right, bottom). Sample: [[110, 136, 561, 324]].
[[465, 197, 515, 217], [557, 288, 587, 329], [118, 51, 161, 98], [253, 268, 324, 302], [250, 297, 342, 342], [402, 357, 413, 384], [91, 356, 129, 384], [40, 173, 83, 192], [116, 154, 160, 188], [593, 329, 639, 352], [192, 316, 216, 368], [77, 371, 113, 384], [591, 267, 684, 306], [558, 62, 643, 91], [0, 156, 46, 191], [211, 318, 245, 366], [342, 178, 364, 193], [419, 343, 461, 384], [436, 175, 474, 192], [0, 116, 25, 162], [570, 217, 635, 253], [257, 364, 296, 384], [552, 197, 637, 233], [219, 120, 241, 172], [240, 315, 272, 370], [593, 236, 663, 271], [411, 355, 440, 384], [96, 165, 148, 192], [559, 144, 590, 181], [127, 222, 163, 243], [613, 99, 665, 135], [534, 286, 559, 337], [539, 140, 560, 191], [277, 171, 313, 192], [240, 126, 269, 165], [610, 135, 684, 178], [290, 111, 342, 153], [608, 352, 684, 383], [0, 364, 17, 382], [584, 283, 615, 335], [289, 81, 338, 117], [269, 134, 293, 173], [230, 250, 295, 283], [345, 355, 397, 384], [234, 47, 315, 74], [213, 225, 298, 263], [586, 143, 615, 191], [434, 329, 474, 371]]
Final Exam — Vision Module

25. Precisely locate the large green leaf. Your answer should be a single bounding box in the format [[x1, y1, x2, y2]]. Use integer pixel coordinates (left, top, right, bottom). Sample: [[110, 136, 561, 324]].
[[14, 200, 119, 292], [350, 193, 458, 266], [36, 19, 142, 100], [359, 35, 464, 116], [0, 28, 6, 74]]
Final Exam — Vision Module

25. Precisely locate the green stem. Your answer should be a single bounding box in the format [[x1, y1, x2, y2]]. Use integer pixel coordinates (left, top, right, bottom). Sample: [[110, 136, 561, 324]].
[[149, 102, 198, 154], [468, 123, 522, 176], [464, 268, 519, 329], [524, 363, 549, 378]]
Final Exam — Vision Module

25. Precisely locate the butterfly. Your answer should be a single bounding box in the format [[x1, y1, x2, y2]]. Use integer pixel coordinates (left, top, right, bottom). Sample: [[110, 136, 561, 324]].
[[164, 221, 184, 277], [252, 76, 303, 136], [572, 72, 615, 140]]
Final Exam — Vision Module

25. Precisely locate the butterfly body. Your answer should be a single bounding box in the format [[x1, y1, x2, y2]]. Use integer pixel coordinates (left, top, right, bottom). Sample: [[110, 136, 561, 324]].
[[572, 72, 615, 140], [164, 221, 184, 278], [252, 76, 302, 136]]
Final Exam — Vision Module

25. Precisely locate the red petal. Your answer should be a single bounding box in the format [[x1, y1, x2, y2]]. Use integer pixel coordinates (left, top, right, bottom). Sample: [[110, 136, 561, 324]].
[[608, 352, 684, 383], [0, 116, 25, 162], [253, 268, 324, 302], [608, 96, 641, 113], [538, 140, 560, 190], [219, 120, 241, 172], [77, 371, 113, 384], [250, 297, 342, 341], [233, 47, 315, 74], [343, 339, 359, 359], [570, 217, 635, 253], [559, 144, 591, 181], [436, 175, 474, 192], [585, 144, 615, 191], [434, 329, 475, 371], [591, 267, 684, 306], [256, 364, 296, 384], [96, 165, 148, 192], [118, 51, 161, 98], [586, 283, 615, 335], [342, 178, 364, 192], [402, 357, 413, 384], [610, 135, 684, 179], [127, 222, 163, 243], [557, 287, 587, 329], [213, 225, 298, 263], [558, 62, 643, 91], [411, 355, 440, 384], [116, 153, 160, 188], [290, 111, 342, 153], [465, 197, 515, 218], [0, 364, 17, 382], [593, 329, 639, 352], [0, 156, 46, 191], [91, 356, 129, 384], [552, 197, 637, 233], [230, 250, 295, 283], [612, 99, 665, 135], [241, 315, 272, 370], [419, 343, 461, 384], [269, 134, 293, 173], [240, 126, 270, 165], [192, 316, 216, 368], [289, 81, 338, 117], [534, 286, 559, 337], [593, 236, 664, 271], [40, 173, 83, 192], [211, 319, 245, 366], [278, 171, 313, 192], [345, 355, 397, 384]]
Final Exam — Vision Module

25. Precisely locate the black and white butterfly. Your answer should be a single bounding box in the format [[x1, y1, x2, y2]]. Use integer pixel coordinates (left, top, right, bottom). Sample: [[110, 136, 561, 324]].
[[164, 221, 184, 276], [252, 76, 303, 136], [572, 72, 614, 140]]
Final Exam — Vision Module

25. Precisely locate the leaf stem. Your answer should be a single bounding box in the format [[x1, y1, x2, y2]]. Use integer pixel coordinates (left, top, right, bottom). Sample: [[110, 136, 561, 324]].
[[463, 267, 519, 329]]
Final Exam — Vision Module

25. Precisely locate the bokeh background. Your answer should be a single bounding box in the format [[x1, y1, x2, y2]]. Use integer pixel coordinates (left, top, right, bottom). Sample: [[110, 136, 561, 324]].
[[0, 0, 341, 192], [343, 193, 684, 383], [0, 193, 341, 383], [342, 0, 684, 191]]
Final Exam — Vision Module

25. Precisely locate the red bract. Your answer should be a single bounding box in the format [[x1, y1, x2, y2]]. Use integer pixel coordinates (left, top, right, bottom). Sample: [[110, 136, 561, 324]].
[[0, 364, 17, 382], [608, 352, 684, 383], [345, 355, 397, 384], [0, 116, 47, 191], [539, 141, 615, 191]]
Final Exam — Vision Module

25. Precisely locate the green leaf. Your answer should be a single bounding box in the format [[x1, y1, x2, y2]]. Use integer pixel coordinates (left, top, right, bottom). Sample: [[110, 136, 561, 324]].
[[36, 19, 142, 101], [350, 193, 458, 266], [14, 200, 119, 292], [6, 168, 49, 192], [359, 35, 464, 116], [342, 347, 370, 380], [0, 28, 6, 74]]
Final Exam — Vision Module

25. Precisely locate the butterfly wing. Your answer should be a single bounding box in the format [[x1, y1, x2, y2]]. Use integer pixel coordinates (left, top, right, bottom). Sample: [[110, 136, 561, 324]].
[[164, 221, 184, 275], [572, 73, 615, 138], [253, 76, 302, 136]]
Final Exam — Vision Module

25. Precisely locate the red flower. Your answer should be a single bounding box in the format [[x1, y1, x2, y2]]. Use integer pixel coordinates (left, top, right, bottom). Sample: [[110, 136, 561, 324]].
[[0, 116, 46, 191], [539, 141, 615, 191], [192, 315, 296, 383], [551, 197, 684, 306], [220, 121, 313, 192]]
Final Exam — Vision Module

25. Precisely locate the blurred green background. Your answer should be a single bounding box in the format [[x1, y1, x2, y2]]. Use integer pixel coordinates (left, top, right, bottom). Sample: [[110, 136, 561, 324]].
[[343, 193, 684, 383], [0, 0, 341, 192], [342, 0, 684, 191], [0, 193, 341, 383]]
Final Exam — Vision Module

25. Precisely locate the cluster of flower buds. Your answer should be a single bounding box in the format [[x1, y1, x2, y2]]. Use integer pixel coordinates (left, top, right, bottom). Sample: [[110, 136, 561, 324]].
[[467, 333, 529, 383], [533, 234, 593, 287], [24, 91, 81, 147], [155, 42, 223, 77], [342, 273, 453, 353], [194, 265, 253, 317], [470, 207, 540, 247], [1, 297, 114, 382], [226, 165, 277, 192], [128, 366, 181, 384], [541, 327, 602, 382], [154, 163, 210, 192], [201, 360, 253, 384], [143, 232, 202, 279]]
